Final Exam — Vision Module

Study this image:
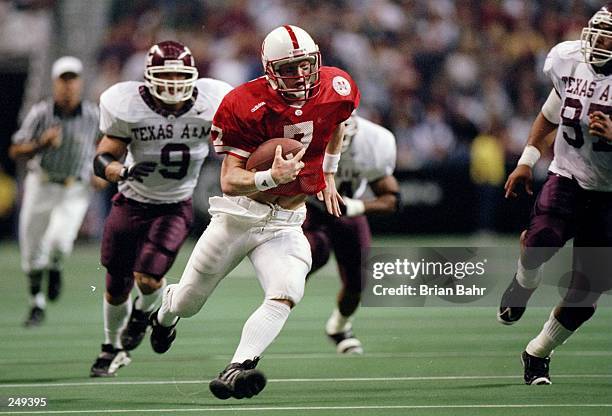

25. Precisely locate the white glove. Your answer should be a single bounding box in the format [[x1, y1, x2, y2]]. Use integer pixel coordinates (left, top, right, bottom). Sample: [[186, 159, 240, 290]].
[[342, 196, 366, 217]]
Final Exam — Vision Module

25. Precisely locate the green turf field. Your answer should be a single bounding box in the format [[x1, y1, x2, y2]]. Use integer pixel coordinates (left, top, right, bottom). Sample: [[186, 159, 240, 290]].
[[0, 236, 611, 415]]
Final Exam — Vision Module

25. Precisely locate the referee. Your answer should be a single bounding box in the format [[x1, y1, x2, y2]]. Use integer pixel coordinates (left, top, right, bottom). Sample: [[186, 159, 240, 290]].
[[9, 56, 102, 327]]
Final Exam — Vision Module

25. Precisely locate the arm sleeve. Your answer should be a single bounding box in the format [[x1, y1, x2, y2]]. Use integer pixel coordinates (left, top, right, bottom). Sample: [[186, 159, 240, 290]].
[[366, 129, 397, 182], [541, 89, 562, 124], [12, 103, 45, 144], [211, 95, 262, 160], [99, 98, 131, 141]]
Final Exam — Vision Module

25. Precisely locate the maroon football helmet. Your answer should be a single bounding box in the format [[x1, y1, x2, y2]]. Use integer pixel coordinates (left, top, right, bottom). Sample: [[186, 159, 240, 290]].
[[144, 40, 198, 104]]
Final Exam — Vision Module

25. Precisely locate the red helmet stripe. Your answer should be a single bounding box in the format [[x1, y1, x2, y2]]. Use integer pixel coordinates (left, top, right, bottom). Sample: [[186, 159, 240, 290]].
[[283, 25, 300, 49]]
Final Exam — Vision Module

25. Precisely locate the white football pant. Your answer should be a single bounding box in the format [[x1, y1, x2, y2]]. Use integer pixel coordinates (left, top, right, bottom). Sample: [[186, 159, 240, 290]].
[[161, 195, 312, 318], [19, 171, 91, 272]]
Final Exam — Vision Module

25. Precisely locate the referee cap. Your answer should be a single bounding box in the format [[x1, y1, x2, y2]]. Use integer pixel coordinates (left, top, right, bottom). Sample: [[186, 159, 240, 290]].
[[52, 56, 83, 79]]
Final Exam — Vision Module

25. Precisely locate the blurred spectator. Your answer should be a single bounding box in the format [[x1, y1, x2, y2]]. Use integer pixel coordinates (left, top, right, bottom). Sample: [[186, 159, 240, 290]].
[[470, 118, 507, 233]]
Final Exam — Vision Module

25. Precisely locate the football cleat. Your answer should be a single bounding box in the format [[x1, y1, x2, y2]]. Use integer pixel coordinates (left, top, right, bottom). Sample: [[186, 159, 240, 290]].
[[90, 344, 131, 377], [120, 298, 149, 351], [521, 350, 552, 385], [497, 275, 536, 325], [23, 306, 45, 327], [149, 309, 178, 354], [47, 269, 62, 301], [327, 329, 364, 354], [209, 357, 267, 400]]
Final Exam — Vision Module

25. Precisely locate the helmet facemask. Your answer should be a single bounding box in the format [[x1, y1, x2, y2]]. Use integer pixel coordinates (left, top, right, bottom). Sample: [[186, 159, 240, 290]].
[[581, 7, 612, 66], [266, 53, 321, 101], [144, 61, 198, 104]]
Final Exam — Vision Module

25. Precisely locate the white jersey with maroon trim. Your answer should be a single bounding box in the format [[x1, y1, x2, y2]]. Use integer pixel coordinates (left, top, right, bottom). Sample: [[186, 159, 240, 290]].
[[544, 40, 612, 191], [99, 78, 232, 203], [335, 116, 396, 199]]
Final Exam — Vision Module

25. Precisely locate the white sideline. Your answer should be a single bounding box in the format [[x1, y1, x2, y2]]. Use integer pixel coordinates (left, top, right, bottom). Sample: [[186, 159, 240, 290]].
[[1, 404, 612, 414], [1, 374, 611, 389]]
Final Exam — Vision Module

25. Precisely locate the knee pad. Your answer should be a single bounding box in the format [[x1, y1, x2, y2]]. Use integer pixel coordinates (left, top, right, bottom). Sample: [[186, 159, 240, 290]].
[[105, 271, 134, 299], [265, 257, 307, 306], [135, 242, 177, 279], [166, 282, 207, 318], [522, 228, 565, 269], [555, 305, 596, 331]]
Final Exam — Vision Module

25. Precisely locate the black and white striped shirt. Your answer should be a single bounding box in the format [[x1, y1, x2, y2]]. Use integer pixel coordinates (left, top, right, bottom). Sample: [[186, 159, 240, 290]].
[[12, 99, 100, 182]]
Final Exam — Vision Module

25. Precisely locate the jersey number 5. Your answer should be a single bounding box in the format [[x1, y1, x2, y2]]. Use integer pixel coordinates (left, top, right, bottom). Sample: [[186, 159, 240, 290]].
[[560, 98, 612, 152], [159, 143, 190, 179]]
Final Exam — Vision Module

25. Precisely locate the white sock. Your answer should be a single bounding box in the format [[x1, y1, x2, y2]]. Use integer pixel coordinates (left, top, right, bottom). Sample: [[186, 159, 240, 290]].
[[103, 296, 131, 349], [135, 280, 165, 312], [158, 284, 179, 327], [516, 258, 542, 289], [31, 293, 46, 309], [526, 310, 574, 358], [325, 308, 352, 335], [231, 299, 291, 363]]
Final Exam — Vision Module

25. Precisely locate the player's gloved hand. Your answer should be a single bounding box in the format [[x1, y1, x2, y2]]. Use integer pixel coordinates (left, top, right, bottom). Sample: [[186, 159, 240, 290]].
[[120, 162, 157, 183], [341, 196, 365, 217]]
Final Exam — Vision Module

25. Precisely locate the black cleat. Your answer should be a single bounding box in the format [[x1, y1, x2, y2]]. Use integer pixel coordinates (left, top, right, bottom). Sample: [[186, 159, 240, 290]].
[[521, 350, 551, 385], [120, 298, 149, 351], [90, 344, 131, 377], [497, 275, 536, 325], [327, 329, 363, 354], [23, 306, 45, 327], [47, 269, 62, 301], [149, 309, 177, 354], [209, 357, 267, 400]]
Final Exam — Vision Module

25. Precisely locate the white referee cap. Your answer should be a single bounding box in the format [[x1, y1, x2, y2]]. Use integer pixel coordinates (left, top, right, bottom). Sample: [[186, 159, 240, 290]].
[[52, 56, 83, 79]]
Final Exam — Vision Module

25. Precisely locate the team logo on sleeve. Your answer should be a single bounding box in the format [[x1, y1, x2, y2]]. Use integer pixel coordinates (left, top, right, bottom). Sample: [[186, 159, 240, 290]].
[[332, 76, 351, 96]]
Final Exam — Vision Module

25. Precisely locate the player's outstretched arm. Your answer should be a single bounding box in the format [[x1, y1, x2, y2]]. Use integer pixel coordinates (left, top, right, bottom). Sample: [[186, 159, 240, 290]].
[[505, 112, 557, 199], [220, 146, 305, 196]]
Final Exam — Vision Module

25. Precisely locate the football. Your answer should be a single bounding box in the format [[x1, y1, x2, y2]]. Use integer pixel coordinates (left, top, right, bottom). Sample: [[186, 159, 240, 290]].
[[245, 138, 304, 171]]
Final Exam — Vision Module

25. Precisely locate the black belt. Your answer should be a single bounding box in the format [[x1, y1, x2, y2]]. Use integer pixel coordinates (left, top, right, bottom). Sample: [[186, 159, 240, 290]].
[[48, 176, 80, 186]]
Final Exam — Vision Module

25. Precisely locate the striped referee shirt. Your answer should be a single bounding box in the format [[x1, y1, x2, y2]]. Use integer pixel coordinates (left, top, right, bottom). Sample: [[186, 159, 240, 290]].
[[12, 99, 100, 183]]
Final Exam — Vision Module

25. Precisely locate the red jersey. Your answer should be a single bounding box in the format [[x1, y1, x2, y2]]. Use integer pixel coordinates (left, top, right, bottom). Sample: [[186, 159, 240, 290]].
[[211, 66, 360, 195]]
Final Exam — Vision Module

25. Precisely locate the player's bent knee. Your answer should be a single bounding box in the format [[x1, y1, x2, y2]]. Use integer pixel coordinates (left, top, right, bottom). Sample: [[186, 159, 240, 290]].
[[168, 283, 208, 318], [134, 272, 164, 294], [555, 305, 596, 331], [522, 227, 565, 269], [105, 271, 134, 301]]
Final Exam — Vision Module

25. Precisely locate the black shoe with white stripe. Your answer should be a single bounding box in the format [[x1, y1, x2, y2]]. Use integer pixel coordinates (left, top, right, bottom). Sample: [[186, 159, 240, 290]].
[[327, 329, 364, 354], [90, 344, 131, 377], [209, 357, 267, 400], [149, 309, 177, 354], [497, 275, 536, 325], [23, 306, 45, 327], [521, 350, 551, 385], [120, 298, 149, 351]]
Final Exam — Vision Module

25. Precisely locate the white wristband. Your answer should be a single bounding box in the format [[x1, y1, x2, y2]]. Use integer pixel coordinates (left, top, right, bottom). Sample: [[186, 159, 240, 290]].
[[322, 152, 340, 173], [344, 197, 366, 217], [517, 145, 541, 168], [254, 169, 277, 191]]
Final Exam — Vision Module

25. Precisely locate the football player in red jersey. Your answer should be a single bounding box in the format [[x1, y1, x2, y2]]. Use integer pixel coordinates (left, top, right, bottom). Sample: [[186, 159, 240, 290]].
[[149, 25, 360, 400]]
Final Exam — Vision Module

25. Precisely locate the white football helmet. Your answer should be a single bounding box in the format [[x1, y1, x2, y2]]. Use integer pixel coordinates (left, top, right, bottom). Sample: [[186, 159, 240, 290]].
[[581, 3, 612, 66], [144, 40, 198, 104], [261, 25, 321, 100]]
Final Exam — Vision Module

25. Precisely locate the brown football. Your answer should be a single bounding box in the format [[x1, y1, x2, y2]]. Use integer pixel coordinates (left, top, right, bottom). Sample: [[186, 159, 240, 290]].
[[245, 138, 304, 171]]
